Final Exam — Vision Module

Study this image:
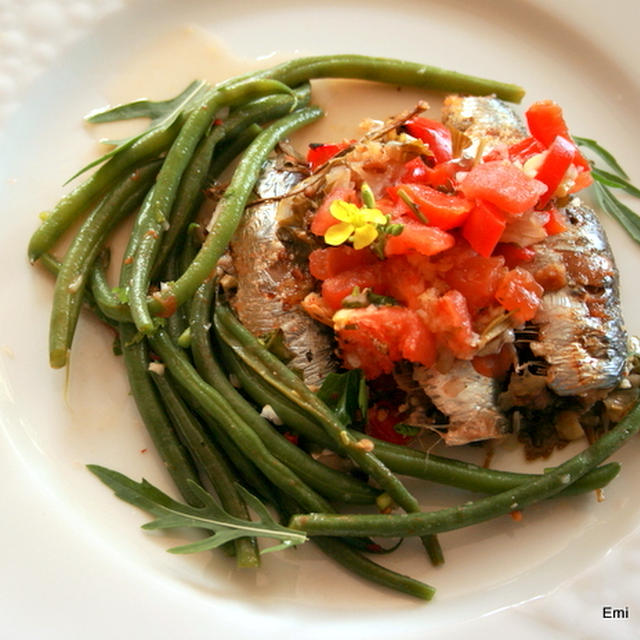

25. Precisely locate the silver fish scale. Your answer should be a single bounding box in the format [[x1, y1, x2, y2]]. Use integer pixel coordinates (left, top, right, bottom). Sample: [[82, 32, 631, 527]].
[[230, 159, 335, 389], [528, 200, 628, 395], [442, 94, 527, 153], [413, 361, 508, 445]]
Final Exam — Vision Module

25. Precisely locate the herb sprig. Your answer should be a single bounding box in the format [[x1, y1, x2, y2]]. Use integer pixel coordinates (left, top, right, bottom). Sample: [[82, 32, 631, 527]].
[[88, 465, 307, 555], [575, 136, 640, 243]]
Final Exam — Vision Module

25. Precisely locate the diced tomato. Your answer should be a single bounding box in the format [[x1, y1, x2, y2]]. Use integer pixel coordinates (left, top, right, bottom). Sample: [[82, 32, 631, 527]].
[[507, 136, 546, 163], [543, 206, 568, 236], [441, 249, 507, 313], [461, 200, 506, 258], [399, 311, 437, 368], [472, 343, 516, 378], [534, 135, 576, 208], [384, 219, 455, 257], [308, 246, 378, 280], [434, 290, 477, 359], [306, 141, 350, 170], [525, 100, 589, 170], [335, 306, 436, 378], [404, 117, 453, 163], [321, 263, 384, 310], [494, 243, 536, 268], [460, 161, 547, 215], [389, 183, 472, 230], [366, 402, 412, 445], [382, 255, 428, 308], [310, 186, 358, 236], [495, 267, 544, 323]]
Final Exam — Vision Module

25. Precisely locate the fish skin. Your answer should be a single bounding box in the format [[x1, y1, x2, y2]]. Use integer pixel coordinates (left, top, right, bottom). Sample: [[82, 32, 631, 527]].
[[528, 199, 628, 396], [441, 94, 527, 152], [413, 361, 509, 445], [229, 158, 335, 389]]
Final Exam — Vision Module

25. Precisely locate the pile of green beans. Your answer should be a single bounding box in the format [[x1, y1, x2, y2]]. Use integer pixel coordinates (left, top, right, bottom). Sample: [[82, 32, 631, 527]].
[[31, 54, 637, 601]]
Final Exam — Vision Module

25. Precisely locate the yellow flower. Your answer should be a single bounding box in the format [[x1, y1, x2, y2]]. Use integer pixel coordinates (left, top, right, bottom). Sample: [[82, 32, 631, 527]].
[[324, 200, 387, 250]]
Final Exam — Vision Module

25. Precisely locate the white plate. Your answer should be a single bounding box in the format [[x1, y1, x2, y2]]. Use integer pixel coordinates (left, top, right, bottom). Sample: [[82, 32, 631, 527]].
[[1, 1, 639, 638]]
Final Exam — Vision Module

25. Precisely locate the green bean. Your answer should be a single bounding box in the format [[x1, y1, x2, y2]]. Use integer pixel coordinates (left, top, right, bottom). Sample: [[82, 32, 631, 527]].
[[88, 250, 132, 323], [253, 54, 525, 103], [38, 252, 121, 330], [357, 432, 622, 498], [272, 489, 435, 600], [128, 79, 295, 334], [148, 328, 337, 514], [147, 106, 323, 319], [28, 122, 180, 263], [48, 161, 160, 367], [150, 370, 260, 568], [148, 86, 308, 280], [213, 303, 444, 564], [312, 536, 435, 600], [206, 124, 262, 181], [189, 281, 379, 505], [289, 400, 640, 538], [118, 322, 203, 506]]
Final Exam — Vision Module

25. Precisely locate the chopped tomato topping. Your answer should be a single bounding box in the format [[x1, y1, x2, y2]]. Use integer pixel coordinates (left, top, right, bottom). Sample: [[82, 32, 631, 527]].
[[461, 200, 506, 258], [389, 183, 472, 230], [309, 246, 378, 280], [495, 267, 544, 323], [382, 255, 428, 308], [384, 219, 455, 257], [321, 263, 385, 310], [335, 306, 436, 378], [404, 117, 453, 163], [543, 206, 568, 236], [460, 161, 547, 215], [442, 248, 507, 313], [432, 290, 477, 359], [494, 243, 536, 268]]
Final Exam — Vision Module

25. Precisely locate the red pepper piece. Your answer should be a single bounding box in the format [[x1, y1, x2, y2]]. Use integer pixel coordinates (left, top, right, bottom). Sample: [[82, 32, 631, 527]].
[[306, 141, 350, 170], [534, 135, 576, 208], [404, 117, 453, 163]]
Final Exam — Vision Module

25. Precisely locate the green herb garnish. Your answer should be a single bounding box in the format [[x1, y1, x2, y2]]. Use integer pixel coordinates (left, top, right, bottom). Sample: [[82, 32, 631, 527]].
[[88, 465, 307, 555], [576, 136, 640, 244]]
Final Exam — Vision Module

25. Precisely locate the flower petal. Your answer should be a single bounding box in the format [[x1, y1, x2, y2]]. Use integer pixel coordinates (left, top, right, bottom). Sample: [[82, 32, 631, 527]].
[[325, 222, 354, 246], [352, 224, 379, 250], [329, 199, 359, 223], [361, 207, 388, 225]]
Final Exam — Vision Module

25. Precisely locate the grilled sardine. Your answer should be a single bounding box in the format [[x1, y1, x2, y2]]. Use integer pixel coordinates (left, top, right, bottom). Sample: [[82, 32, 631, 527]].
[[229, 158, 335, 388], [527, 199, 628, 395]]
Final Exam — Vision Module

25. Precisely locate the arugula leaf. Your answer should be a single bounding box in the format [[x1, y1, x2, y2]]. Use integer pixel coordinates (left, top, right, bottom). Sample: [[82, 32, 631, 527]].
[[594, 182, 640, 244], [574, 136, 629, 179], [65, 80, 210, 184], [87, 465, 307, 554], [317, 369, 368, 427]]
